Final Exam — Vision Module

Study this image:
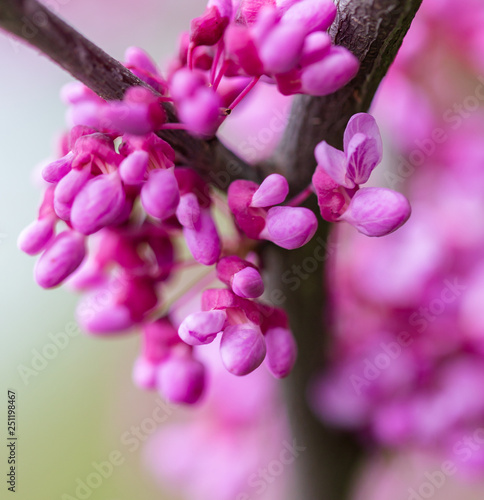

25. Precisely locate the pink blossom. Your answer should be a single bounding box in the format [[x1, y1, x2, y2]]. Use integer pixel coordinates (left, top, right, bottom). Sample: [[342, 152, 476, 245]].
[[34, 231, 86, 288]]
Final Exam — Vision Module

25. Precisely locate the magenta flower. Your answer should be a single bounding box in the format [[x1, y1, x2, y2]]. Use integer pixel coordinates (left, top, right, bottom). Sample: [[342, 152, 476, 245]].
[[189, 0, 232, 48], [157, 354, 206, 404], [264, 326, 297, 378], [339, 187, 412, 237], [316, 112, 383, 189], [178, 287, 296, 378], [178, 310, 227, 346], [141, 168, 180, 221], [76, 275, 158, 334], [71, 171, 126, 235], [18, 216, 56, 256], [119, 150, 149, 185], [220, 324, 267, 376], [170, 69, 223, 136], [216, 256, 265, 299], [34, 231, 86, 289], [102, 86, 166, 135], [313, 113, 411, 236], [225, 1, 358, 96], [228, 173, 318, 249], [18, 186, 57, 255]]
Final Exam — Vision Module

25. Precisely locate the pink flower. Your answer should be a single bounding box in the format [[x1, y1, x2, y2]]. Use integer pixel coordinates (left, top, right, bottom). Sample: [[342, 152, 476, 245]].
[[71, 172, 126, 235], [228, 174, 317, 248], [217, 256, 265, 298], [312, 113, 411, 236], [178, 310, 227, 346], [157, 354, 206, 404], [339, 187, 411, 237], [34, 231, 86, 288], [220, 324, 267, 376], [264, 326, 297, 378], [141, 168, 180, 220]]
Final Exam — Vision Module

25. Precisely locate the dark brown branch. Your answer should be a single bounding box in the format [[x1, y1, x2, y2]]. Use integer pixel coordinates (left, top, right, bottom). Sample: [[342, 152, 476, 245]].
[[0, 0, 257, 186], [263, 1, 422, 499]]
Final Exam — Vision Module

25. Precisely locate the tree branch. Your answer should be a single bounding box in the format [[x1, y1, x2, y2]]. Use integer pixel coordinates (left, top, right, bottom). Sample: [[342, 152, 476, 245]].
[[263, 1, 422, 499], [0, 0, 258, 186]]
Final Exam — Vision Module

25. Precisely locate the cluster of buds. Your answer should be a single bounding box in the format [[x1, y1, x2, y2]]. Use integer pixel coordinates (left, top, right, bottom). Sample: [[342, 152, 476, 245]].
[[18, 1, 411, 405], [166, 0, 359, 134]]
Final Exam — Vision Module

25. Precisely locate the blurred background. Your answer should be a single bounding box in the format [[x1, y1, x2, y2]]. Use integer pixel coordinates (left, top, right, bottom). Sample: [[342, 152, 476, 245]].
[[3, 1, 484, 500]]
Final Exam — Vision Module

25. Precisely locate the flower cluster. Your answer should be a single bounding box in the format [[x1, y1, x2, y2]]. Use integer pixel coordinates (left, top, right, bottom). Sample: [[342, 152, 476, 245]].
[[18, 1, 410, 406], [312, 113, 411, 237], [168, 0, 359, 134]]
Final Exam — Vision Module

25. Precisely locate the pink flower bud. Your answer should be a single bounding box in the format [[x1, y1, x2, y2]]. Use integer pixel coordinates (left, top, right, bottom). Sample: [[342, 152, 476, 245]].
[[250, 173, 289, 207], [258, 23, 306, 73], [232, 267, 265, 298], [61, 81, 100, 105], [228, 180, 266, 239], [340, 187, 411, 237], [78, 304, 134, 334], [34, 231, 86, 288], [220, 324, 266, 376], [183, 208, 221, 265], [301, 46, 359, 96], [177, 87, 222, 137], [225, 25, 264, 76], [190, 5, 230, 47], [178, 310, 227, 345], [170, 69, 206, 101], [71, 172, 126, 235], [300, 32, 331, 67], [141, 168, 180, 220], [124, 47, 160, 78], [119, 150, 149, 185], [103, 87, 166, 135], [262, 206, 318, 249], [18, 216, 56, 255], [132, 357, 158, 390], [176, 193, 201, 229], [54, 165, 91, 209], [42, 153, 73, 183], [157, 355, 206, 404], [281, 0, 337, 34], [216, 256, 264, 297], [142, 318, 179, 362], [264, 327, 297, 378]]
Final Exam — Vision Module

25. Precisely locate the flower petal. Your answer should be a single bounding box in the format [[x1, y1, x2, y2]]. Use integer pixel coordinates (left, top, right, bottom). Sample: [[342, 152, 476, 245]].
[[314, 140, 350, 187], [340, 187, 411, 237]]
